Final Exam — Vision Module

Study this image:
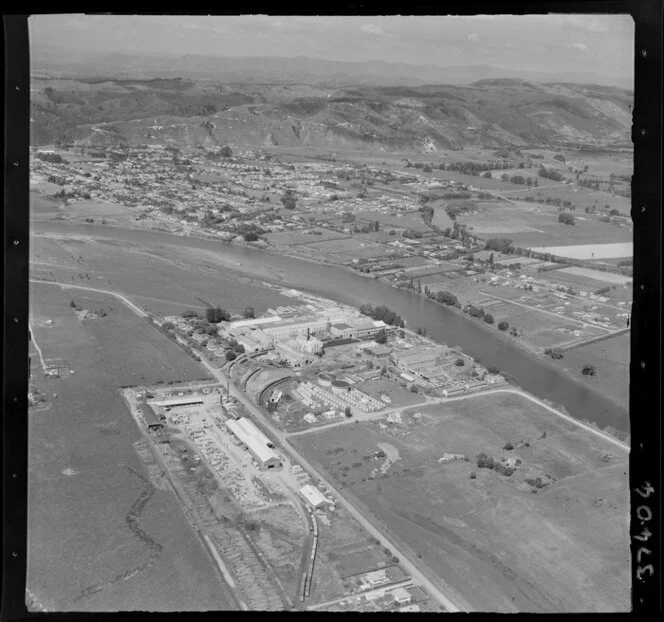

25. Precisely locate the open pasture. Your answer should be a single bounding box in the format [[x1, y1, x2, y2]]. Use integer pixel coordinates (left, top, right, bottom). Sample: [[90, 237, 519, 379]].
[[462, 203, 631, 247], [292, 392, 629, 613], [528, 243, 632, 260], [555, 266, 632, 285], [264, 228, 349, 246], [27, 282, 233, 611], [30, 191, 63, 217], [554, 332, 630, 409], [302, 237, 388, 260], [31, 233, 295, 317], [64, 200, 135, 222]]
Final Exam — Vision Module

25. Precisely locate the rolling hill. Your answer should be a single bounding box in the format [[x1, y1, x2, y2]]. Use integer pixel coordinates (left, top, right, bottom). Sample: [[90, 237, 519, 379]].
[[30, 76, 633, 153]]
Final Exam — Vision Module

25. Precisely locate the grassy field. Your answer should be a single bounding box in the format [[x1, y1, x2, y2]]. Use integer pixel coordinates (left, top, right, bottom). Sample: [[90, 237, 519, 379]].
[[264, 228, 349, 246], [528, 243, 633, 260], [30, 191, 63, 217], [28, 282, 234, 611], [65, 200, 136, 223], [292, 393, 629, 613], [553, 333, 630, 409], [462, 203, 631, 247], [30, 234, 295, 317]]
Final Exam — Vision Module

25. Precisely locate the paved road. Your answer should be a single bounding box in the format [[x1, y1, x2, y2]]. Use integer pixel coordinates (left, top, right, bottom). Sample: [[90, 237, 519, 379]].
[[307, 578, 414, 611], [285, 386, 629, 452], [29, 278, 629, 611], [30, 278, 464, 612]]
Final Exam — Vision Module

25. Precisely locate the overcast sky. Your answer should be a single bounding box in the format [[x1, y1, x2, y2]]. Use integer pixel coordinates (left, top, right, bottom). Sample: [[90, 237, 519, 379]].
[[30, 14, 634, 77]]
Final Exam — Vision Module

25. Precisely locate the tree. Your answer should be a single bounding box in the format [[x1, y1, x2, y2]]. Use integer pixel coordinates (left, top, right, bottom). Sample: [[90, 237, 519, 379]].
[[455, 358, 465, 367], [243, 306, 255, 319], [582, 363, 596, 376], [489, 252, 494, 265], [219, 146, 232, 158], [344, 405, 352, 418], [482, 171, 492, 179], [374, 329, 388, 344], [558, 212, 575, 226], [225, 350, 237, 362], [485, 238, 513, 253], [70, 300, 77, 308], [244, 231, 259, 242], [483, 314, 494, 324], [498, 321, 509, 331], [487, 365, 500, 375], [182, 310, 199, 319]]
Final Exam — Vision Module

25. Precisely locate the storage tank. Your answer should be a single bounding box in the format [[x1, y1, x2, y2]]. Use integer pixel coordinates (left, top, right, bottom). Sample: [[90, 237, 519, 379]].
[[331, 379, 350, 395]]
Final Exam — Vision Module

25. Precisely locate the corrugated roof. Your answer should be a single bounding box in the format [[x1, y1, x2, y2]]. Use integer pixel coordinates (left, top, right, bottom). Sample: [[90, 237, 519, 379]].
[[300, 484, 329, 507], [225, 419, 279, 464]]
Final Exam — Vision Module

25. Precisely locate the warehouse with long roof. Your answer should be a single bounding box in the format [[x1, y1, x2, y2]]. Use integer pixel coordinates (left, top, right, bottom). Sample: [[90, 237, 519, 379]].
[[225, 418, 281, 470]]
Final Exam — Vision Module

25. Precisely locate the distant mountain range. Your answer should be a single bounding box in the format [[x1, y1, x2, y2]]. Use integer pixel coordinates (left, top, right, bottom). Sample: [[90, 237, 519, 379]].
[[31, 48, 633, 90]]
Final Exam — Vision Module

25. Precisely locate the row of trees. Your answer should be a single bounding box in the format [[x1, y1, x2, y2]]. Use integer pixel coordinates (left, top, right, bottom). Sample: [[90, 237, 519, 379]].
[[359, 304, 405, 328]]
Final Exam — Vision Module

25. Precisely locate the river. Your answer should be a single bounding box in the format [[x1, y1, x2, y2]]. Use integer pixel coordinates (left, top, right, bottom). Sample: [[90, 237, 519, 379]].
[[31, 220, 629, 434]]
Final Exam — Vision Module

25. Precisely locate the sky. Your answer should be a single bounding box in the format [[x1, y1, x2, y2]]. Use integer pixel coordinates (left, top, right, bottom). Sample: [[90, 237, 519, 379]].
[[30, 14, 634, 78]]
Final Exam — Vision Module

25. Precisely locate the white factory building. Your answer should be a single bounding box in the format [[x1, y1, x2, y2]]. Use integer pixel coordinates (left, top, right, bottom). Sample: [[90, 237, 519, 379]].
[[225, 417, 281, 470], [299, 484, 331, 509]]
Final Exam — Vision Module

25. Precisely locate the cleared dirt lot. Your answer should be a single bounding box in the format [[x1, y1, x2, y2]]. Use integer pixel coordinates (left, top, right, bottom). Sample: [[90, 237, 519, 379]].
[[28, 282, 235, 611], [293, 393, 629, 613]]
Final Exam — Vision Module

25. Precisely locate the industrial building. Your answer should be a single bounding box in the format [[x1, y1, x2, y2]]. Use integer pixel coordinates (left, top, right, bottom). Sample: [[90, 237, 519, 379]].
[[330, 322, 355, 339], [153, 395, 204, 409], [225, 418, 281, 470], [363, 344, 391, 359], [275, 340, 316, 367], [140, 403, 163, 430], [353, 318, 388, 338], [234, 416, 275, 449], [299, 484, 331, 509]]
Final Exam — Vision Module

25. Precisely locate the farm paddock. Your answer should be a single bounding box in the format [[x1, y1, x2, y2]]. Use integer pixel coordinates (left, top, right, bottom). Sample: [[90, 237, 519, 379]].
[[293, 392, 629, 613]]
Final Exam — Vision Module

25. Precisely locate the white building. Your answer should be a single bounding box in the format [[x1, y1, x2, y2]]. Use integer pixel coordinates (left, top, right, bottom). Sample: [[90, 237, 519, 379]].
[[299, 484, 330, 509], [225, 418, 281, 469], [294, 336, 324, 355]]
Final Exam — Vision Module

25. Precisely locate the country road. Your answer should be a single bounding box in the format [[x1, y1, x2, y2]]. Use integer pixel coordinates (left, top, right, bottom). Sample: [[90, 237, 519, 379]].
[[30, 277, 465, 612], [29, 277, 629, 612]]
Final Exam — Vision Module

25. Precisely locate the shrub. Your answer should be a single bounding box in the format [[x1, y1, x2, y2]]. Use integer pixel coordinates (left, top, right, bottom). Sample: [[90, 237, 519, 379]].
[[503, 442, 514, 450], [455, 358, 465, 366], [469, 471, 477, 479], [483, 313, 494, 324], [486, 365, 500, 375], [498, 321, 509, 331], [582, 363, 596, 376], [558, 212, 575, 226]]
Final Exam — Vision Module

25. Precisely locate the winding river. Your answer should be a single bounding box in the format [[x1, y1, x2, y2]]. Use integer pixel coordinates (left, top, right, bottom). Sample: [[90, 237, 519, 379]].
[[31, 220, 629, 434]]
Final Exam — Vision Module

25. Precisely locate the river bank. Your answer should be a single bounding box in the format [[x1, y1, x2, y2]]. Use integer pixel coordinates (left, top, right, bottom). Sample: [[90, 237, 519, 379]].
[[30, 218, 629, 434]]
